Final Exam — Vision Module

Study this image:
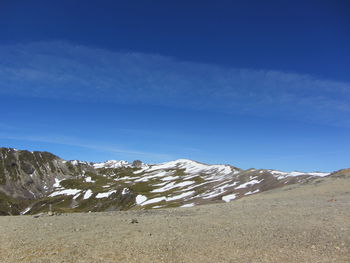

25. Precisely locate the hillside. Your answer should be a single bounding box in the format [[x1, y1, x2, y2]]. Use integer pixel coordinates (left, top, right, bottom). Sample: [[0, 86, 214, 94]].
[[0, 147, 334, 215]]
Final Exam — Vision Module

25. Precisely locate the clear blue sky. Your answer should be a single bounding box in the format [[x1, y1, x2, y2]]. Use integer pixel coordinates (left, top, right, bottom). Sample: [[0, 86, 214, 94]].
[[0, 0, 349, 172]]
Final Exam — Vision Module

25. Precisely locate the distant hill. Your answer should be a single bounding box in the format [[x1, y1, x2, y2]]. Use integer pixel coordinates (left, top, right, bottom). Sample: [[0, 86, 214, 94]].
[[0, 147, 343, 216]]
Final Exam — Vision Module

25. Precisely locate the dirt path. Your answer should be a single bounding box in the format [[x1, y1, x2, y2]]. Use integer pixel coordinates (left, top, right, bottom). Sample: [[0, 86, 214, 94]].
[[0, 176, 349, 263]]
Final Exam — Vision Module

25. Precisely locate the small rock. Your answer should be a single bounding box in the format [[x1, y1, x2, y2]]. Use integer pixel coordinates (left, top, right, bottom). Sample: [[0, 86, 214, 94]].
[[131, 218, 139, 224], [32, 213, 46, 218], [48, 211, 54, 216]]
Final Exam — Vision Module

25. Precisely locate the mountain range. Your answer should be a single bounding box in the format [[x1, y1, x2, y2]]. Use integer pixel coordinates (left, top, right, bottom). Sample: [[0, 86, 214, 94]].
[[0, 147, 346, 216]]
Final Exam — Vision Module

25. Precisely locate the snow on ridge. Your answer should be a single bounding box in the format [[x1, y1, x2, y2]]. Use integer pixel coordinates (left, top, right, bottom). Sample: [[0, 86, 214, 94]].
[[93, 160, 130, 169], [71, 160, 79, 166], [270, 170, 329, 179], [134, 171, 175, 182], [94, 160, 149, 169], [289, 171, 329, 177], [70, 160, 89, 166], [142, 159, 236, 176]]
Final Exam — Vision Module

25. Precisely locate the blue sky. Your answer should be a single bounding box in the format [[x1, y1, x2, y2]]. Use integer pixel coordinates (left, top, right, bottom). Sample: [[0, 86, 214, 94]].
[[0, 0, 349, 171]]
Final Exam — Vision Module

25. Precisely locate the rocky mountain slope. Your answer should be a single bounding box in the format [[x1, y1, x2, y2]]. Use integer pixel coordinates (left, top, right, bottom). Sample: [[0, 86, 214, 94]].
[[0, 147, 337, 215]]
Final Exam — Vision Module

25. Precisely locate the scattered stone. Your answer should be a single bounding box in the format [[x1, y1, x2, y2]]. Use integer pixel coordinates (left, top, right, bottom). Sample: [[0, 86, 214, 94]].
[[131, 218, 139, 224], [32, 213, 46, 218], [48, 211, 54, 216]]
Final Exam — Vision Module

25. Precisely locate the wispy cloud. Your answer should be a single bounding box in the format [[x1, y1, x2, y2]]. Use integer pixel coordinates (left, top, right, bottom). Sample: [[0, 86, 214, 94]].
[[0, 133, 172, 161], [0, 41, 350, 126]]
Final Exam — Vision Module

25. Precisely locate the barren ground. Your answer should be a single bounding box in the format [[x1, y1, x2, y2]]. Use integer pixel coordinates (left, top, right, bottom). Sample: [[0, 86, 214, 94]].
[[0, 176, 349, 263]]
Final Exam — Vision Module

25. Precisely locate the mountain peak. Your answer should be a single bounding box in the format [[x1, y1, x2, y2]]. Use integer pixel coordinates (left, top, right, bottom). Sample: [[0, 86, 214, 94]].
[[0, 147, 336, 216], [93, 160, 130, 169]]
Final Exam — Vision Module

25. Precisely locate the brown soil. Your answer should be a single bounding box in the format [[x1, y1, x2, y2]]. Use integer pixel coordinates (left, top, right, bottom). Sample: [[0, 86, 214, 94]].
[[0, 176, 349, 263]]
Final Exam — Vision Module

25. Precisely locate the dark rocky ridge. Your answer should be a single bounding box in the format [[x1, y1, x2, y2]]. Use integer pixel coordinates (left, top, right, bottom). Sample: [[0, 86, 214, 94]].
[[0, 148, 92, 199]]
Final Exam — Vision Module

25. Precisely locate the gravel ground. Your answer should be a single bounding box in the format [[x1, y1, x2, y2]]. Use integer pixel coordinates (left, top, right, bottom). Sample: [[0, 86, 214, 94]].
[[0, 176, 349, 263]]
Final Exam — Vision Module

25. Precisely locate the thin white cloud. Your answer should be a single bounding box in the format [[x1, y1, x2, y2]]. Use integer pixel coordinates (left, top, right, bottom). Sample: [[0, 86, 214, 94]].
[[0, 133, 172, 161], [0, 41, 349, 126]]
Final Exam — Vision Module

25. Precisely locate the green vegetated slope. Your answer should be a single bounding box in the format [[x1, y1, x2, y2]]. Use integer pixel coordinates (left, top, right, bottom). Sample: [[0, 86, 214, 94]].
[[0, 147, 341, 216]]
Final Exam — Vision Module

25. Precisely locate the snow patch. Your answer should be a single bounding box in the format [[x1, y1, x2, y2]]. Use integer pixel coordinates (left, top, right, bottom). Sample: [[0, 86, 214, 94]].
[[142, 196, 166, 205], [49, 189, 81, 197], [134, 171, 174, 182], [161, 176, 180, 181], [167, 191, 195, 201], [21, 207, 31, 215], [95, 190, 117, 199], [122, 188, 130, 195], [141, 191, 195, 206], [151, 180, 195, 193], [71, 160, 78, 166], [201, 181, 238, 199], [136, 195, 148, 205], [83, 190, 93, 199], [244, 189, 260, 195], [181, 203, 195, 208], [85, 176, 95, 183], [222, 193, 237, 202], [53, 178, 62, 188], [235, 179, 263, 189]]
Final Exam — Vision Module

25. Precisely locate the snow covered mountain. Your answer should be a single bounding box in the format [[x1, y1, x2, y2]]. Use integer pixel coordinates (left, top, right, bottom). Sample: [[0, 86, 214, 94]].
[[0, 147, 337, 216]]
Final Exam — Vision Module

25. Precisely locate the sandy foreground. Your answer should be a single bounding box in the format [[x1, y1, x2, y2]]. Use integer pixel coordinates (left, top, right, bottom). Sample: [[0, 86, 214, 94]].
[[0, 176, 349, 263]]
